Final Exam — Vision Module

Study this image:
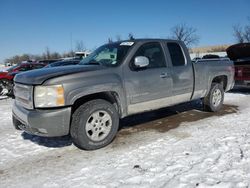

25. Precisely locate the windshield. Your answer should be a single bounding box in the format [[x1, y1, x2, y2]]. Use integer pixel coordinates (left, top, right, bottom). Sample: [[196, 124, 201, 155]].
[[79, 42, 134, 67]]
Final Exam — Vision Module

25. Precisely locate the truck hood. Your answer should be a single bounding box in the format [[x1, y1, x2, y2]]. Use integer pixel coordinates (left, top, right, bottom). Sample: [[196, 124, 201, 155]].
[[226, 43, 250, 61], [14, 65, 106, 85]]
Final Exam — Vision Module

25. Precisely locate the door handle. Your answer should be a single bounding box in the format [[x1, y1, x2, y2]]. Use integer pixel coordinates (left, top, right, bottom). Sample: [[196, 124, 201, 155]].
[[160, 72, 168, 78]]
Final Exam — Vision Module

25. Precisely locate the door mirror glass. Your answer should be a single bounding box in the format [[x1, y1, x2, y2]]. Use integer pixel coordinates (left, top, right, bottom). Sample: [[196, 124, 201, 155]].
[[134, 56, 149, 68]]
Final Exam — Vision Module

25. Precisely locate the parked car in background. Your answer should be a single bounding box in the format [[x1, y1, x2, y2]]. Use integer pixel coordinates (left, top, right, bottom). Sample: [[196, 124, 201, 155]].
[[44, 60, 80, 68], [202, 54, 220, 59], [227, 43, 250, 88], [75, 51, 91, 59], [12, 39, 234, 150], [0, 62, 45, 96]]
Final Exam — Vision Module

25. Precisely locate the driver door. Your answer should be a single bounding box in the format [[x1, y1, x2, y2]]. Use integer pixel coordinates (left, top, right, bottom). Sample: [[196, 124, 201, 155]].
[[124, 42, 172, 115]]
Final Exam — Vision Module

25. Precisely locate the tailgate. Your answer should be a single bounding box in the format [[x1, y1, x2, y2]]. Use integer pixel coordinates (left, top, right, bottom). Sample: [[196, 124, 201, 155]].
[[235, 64, 250, 80]]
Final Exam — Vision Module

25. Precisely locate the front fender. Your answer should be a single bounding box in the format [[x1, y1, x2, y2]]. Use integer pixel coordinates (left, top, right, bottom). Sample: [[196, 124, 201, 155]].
[[42, 70, 128, 117], [67, 83, 124, 105]]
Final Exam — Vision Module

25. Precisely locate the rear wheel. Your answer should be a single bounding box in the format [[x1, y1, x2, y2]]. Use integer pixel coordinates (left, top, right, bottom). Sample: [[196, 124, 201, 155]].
[[203, 83, 224, 112], [70, 99, 119, 150]]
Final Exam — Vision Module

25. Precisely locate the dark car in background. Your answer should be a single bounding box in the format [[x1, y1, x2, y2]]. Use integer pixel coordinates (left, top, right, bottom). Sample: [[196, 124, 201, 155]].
[[202, 54, 220, 59], [44, 60, 80, 68], [227, 43, 250, 88], [37, 59, 61, 65], [0, 62, 45, 96]]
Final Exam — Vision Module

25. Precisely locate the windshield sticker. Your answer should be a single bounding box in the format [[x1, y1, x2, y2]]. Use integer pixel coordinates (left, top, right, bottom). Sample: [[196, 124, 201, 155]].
[[120, 42, 134, 46]]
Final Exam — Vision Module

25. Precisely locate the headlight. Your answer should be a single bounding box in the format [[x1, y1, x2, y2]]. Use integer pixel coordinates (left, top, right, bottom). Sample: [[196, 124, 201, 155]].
[[34, 85, 65, 108]]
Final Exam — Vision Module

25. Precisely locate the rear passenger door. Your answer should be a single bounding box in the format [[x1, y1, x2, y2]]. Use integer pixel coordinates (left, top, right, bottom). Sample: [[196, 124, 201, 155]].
[[165, 42, 194, 102]]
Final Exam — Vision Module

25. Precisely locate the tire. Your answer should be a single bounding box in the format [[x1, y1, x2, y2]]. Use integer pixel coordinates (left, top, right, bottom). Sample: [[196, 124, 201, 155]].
[[0, 79, 13, 96], [0, 82, 3, 95], [12, 115, 22, 130], [70, 99, 119, 150], [203, 83, 224, 112]]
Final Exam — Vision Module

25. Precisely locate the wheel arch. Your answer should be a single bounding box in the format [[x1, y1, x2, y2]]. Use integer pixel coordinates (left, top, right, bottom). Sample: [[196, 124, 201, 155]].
[[211, 75, 228, 90], [71, 91, 123, 118]]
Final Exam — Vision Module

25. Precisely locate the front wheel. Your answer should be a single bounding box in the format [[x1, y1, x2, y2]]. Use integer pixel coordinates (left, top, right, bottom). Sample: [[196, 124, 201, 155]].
[[70, 99, 119, 150], [203, 83, 224, 112]]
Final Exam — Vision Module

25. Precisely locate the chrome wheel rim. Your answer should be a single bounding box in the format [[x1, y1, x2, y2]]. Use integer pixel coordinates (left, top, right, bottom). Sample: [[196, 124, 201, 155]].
[[212, 88, 222, 107], [0, 82, 8, 96], [85, 110, 112, 142]]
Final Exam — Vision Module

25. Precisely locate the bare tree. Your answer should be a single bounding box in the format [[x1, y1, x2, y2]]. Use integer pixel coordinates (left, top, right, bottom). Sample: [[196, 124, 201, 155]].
[[128, 33, 135, 40], [50, 52, 61, 59], [20, 54, 30, 61], [44, 47, 51, 59], [233, 18, 250, 43], [75, 40, 86, 52], [4, 54, 31, 65], [62, 51, 74, 58], [116, 35, 122, 42], [108, 37, 113, 44], [3, 48, 88, 65], [233, 25, 245, 43], [244, 26, 250, 42], [170, 23, 199, 47], [108, 34, 134, 43]]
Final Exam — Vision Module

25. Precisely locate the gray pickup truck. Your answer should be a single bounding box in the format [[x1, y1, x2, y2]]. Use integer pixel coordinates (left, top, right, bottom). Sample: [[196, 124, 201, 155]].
[[12, 39, 234, 150]]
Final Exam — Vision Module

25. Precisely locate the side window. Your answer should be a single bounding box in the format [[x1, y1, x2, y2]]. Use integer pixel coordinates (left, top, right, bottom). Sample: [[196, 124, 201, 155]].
[[132, 42, 166, 69], [167, 42, 186, 66]]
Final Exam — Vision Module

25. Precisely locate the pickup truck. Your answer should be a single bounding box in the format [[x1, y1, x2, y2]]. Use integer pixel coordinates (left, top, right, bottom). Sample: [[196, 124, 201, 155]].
[[12, 39, 234, 150], [227, 43, 250, 88]]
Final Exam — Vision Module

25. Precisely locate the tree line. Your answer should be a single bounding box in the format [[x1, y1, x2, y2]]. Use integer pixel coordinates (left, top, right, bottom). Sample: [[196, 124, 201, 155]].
[[4, 47, 76, 66]]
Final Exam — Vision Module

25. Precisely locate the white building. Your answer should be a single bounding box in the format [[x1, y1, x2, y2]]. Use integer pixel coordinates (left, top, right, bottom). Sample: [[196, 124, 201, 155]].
[[75, 51, 91, 59]]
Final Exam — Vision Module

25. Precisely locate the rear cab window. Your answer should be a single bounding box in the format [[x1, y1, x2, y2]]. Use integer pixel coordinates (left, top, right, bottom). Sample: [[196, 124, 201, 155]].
[[167, 42, 186, 67]]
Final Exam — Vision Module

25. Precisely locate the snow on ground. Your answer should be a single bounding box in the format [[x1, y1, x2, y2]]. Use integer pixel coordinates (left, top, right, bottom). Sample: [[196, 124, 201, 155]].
[[1, 91, 250, 188]]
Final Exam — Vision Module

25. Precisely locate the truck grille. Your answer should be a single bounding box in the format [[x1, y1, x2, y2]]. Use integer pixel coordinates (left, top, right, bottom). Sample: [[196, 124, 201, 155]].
[[14, 83, 33, 109]]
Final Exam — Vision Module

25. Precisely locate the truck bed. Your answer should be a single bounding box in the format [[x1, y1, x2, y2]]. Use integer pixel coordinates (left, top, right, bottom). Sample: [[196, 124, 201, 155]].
[[192, 58, 234, 100]]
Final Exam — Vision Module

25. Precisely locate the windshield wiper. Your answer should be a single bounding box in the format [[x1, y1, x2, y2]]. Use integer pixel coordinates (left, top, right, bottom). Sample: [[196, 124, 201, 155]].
[[86, 62, 101, 65]]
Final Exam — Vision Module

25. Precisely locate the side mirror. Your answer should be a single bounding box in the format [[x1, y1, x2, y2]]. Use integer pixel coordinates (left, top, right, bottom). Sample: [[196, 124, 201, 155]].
[[134, 56, 149, 68]]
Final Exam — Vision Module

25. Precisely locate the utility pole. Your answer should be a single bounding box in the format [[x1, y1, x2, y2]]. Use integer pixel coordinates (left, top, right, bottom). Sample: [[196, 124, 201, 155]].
[[70, 32, 73, 52]]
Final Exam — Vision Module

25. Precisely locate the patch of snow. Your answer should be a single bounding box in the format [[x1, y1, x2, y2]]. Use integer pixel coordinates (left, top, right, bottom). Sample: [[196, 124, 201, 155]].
[[0, 92, 250, 187]]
